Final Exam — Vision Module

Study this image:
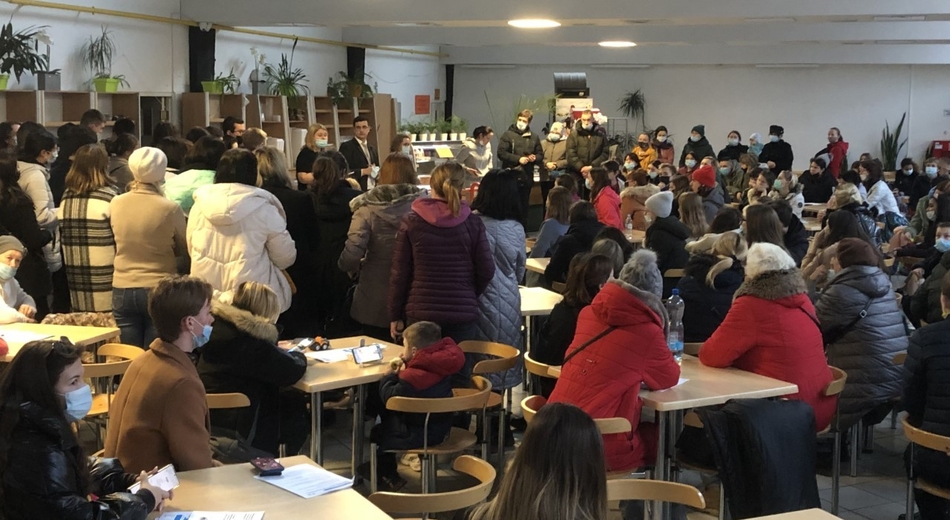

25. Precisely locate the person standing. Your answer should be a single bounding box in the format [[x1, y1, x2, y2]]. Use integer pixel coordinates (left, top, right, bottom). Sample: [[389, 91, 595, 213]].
[[679, 125, 715, 168], [718, 130, 749, 161], [455, 126, 494, 177], [652, 125, 675, 164], [339, 116, 379, 191], [295, 123, 332, 189], [759, 125, 794, 174], [497, 110, 544, 226], [566, 110, 608, 197], [541, 121, 568, 177], [815, 127, 849, 179]]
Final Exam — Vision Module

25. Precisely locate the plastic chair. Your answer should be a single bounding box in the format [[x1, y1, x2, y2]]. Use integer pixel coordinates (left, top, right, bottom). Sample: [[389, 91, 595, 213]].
[[206, 393, 251, 409], [370, 376, 492, 493], [607, 479, 706, 510], [368, 455, 495, 518], [821, 366, 849, 515], [903, 416, 950, 520], [663, 269, 685, 279], [458, 341, 520, 467]]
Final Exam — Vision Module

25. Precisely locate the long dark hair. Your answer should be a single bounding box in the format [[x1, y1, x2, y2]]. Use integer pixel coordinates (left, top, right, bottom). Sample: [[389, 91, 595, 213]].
[[744, 204, 787, 251], [0, 150, 30, 206], [564, 253, 613, 307], [0, 340, 88, 504], [589, 167, 612, 200], [594, 225, 634, 262], [472, 169, 523, 222], [820, 210, 870, 249], [309, 155, 343, 199]]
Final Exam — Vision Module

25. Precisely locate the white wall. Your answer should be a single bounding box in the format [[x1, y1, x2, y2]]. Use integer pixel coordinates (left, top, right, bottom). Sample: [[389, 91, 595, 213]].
[[454, 64, 950, 170], [364, 46, 443, 123]]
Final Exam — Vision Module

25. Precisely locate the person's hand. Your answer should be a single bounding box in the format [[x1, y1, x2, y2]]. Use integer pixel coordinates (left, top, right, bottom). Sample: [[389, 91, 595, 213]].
[[817, 209, 827, 221], [581, 165, 592, 175], [465, 167, 480, 177], [913, 268, 925, 279], [390, 320, 405, 342], [137, 471, 170, 512], [546, 162, 557, 170], [361, 166, 373, 177], [18, 305, 35, 319], [213, 459, 225, 467], [519, 157, 529, 165], [527, 154, 537, 162], [767, 161, 776, 169]]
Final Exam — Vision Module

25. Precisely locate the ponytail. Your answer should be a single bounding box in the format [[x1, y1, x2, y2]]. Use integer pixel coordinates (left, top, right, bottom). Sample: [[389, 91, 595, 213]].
[[706, 257, 737, 288], [706, 231, 747, 287], [430, 161, 467, 217]]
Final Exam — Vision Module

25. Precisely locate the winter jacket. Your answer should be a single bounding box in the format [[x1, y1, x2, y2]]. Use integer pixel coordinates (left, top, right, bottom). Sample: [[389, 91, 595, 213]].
[[718, 143, 749, 162], [801, 170, 837, 203], [389, 198, 495, 326], [48, 159, 69, 207], [903, 318, 950, 484], [816, 265, 906, 429], [17, 161, 61, 272], [905, 195, 933, 240], [911, 251, 950, 326], [544, 218, 605, 285], [541, 138, 568, 171], [0, 190, 52, 304], [110, 186, 188, 290], [679, 137, 715, 168], [188, 183, 297, 312], [723, 164, 749, 201], [784, 216, 810, 266], [312, 182, 361, 321], [677, 255, 743, 343], [631, 145, 657, 170], [339, 184, 425, 329], [593, 187, 623, 229], [908, 174, 935, 210], [165, 168, 215, 216], [699, 269, 836, 431], [498, 124, 543, 177], [701, 185, 725, 223], [377, 338, 466, 449], [530, 218, 569, 258], [104, 339, 215, 473], [197, 301, 307, 455], [566, 123, 608, 174], [893, 169, 918, 199], [835, 204, 882, 247], [535, 300, 583, 397], [58, 187, 118, 312], [824, 139, 849, 178], [654, 139, 675, 164], [759, 140, 794, 173], [866, 179, 900, 216], [455, 138, 493, 176], [549, 280, 680, 471], [2, 402, 155, 520], [475, 215, 526, 389], [108, 157, 134, 193], [645, 216, 690, 274]]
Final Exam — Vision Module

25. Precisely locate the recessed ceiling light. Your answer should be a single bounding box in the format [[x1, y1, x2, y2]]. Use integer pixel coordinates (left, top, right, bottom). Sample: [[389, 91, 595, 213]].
[[599, 41, 637, 48], [507, 19, 561, 29]]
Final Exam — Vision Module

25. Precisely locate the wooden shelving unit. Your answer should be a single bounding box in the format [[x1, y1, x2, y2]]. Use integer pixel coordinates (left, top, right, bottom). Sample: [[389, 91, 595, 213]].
[[96, 92, 141, 140], [181, 92, 247, 132], [42, 91, 95, 130], [0, 90, 42, 123], [247, 94, 291, 162]]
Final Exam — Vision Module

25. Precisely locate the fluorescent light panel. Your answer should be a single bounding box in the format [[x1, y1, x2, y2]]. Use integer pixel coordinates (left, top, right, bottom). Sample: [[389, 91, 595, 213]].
[[599, 41, 638, 48], [508, 19, 561, 29]]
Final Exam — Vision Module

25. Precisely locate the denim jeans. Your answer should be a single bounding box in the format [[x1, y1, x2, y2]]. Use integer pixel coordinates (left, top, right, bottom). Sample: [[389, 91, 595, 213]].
[[112, 288, 157, 348]]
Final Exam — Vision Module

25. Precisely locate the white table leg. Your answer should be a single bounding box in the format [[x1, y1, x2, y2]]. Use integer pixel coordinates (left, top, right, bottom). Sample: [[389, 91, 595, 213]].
[[653, 411, 669, 520], [310, 391, 323, 464]]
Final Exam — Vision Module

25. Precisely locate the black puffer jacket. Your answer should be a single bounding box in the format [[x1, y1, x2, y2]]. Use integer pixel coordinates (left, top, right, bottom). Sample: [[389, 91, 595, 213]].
[[816, 265, 907, 429], [2, 402, 155, 520], [911, 251, 950, 326], [759, 140, 795, 172], [903, 318, 950, 484], [834, 204, 882, 247], [677, 254, 743, 343], [645, 216, 690, 273], [565, 122, 608, 174], [544, 218, 605, 286], [679, 137, 715, 167], [497, 124, 543, 177], [311, 182, 361, 323]]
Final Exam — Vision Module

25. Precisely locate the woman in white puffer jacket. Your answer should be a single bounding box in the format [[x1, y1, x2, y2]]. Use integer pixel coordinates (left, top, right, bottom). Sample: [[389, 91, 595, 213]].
[[188, 149, 297, 312]]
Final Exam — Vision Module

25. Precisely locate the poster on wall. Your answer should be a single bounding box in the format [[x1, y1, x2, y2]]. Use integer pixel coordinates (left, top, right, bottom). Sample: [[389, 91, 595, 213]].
[[555, 98, 595, 123], [415, 95, 431, 115]]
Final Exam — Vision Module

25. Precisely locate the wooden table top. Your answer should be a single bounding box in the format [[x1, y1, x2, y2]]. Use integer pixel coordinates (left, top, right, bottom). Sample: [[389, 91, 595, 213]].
[[293, 336, 403, 394], [147, 456, 392, 520], [745, 509, 840, 519], [801, 203, 828, 216], [520, 286, 563, 317], [526, 257, 550, 274], [801, 217, 823, 233], [639, 356, 798, 412], [625, 229, 646, 244], [0, 323, 119, 362]]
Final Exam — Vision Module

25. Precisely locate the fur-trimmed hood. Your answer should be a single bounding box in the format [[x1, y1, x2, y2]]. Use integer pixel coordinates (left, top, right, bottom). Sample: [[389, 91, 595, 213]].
[[734, 269, 807, 304], [349, 183, 425, 212], [211, 300, 278, 343], [593, 279, 670, 337]]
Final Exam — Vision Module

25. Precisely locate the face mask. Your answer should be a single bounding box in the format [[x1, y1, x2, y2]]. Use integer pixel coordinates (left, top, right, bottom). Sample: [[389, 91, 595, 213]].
[[315, 139, 329, 148], [401, 146, 412, 156], [191, 319, 213, 350], [936, 238, 950, 254], [584, 178, 592, 190], [371, 165, 380, 179], [638, 142, 649, 149], [718, 167, 731, 175], [0, 263, 16, 281], [926, 166, 938, 177], [769, 135, 780, 143], [903, 168, 914, 176], [773, 179, 784, 190], [690, 135, 701, 143], [63, 384, 93, 422], [624, 162, 636, 171], [548, 133, 561, 142], [728, 138, 739, 146], [827, 269, 836, 280], [656, 136, 667, 143], [583, 123, 593, 131], [685, 159, 696, 169], [516, 121, 527, 132], [927, 210, 936, 221], [644, 214, 654, 225], [47, 150, 58, 164], [860, 173, 868, 182], [648, 171, 658, 179]]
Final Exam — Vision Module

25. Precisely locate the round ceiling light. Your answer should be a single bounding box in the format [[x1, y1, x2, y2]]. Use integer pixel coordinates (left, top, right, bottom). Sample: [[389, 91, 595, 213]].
[[599, 41, 638, 48], [507, 19, 561, 29]]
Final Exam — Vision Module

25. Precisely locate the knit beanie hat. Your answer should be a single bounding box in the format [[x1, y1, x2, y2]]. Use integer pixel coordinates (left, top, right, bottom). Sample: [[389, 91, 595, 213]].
[[745, 242, 796, 279], [691, 124, 705, 137], [618, 249, 663, 298], [692, 165, 717, 188], [645, 191, 674, 219], [836, 238, 879, 268], [749, 132, 762, 144], [0, 235, 25, 255], [833, 183, 862, 208], [129, 147, 168, 185]]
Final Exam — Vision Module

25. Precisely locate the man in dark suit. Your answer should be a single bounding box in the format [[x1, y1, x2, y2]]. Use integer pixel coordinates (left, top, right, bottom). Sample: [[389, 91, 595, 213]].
[[339, 116, 379, 191]]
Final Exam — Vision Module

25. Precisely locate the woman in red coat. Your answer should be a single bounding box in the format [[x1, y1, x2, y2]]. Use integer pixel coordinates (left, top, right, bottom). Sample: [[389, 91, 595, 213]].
[[549, 249, 680, 472], [589, 167, 622, 229], [699, 242, 836, 431]]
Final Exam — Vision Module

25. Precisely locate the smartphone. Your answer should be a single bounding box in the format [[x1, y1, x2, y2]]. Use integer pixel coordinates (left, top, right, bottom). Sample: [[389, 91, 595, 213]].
[[352, 344, 383, 365], [129, 463, 179, 493], [250, 457, 285, 477], [292, 337, 315, 351]]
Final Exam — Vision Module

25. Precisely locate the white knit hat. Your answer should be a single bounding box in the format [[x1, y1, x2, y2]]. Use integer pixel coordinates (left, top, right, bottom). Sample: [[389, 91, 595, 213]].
[[129, 147, 168, 185], [645, 191, 674, 219], [745, 242, 796, 279]]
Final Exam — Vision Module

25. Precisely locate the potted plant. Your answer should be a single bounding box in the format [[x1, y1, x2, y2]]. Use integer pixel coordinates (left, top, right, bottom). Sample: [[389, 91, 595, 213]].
[[248, 46, 266, 95], [326, 71, 376, 106], [201, 68, 240, 95], [263, 39, 309, 117], [880, 112, 908, 172], [450, 115, 468, 141], [33, 28, 59, 91], [437, 119, 451, 141], [618, 89, 647, 132], [399, 121, 419, 142], [0, 22, 49, 90], [81, 26, 127, 92]]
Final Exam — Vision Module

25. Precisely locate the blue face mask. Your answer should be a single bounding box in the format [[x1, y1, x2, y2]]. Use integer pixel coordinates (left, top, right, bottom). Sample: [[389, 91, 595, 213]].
[[191, 319, 213, 350], [0, 263, 16, 281], [937, 238, 950, 254], [769, 135, 780, 143], [926, 166, 939, 178], [718, 167, 731, 175], [584, 178, 592, 190], [773, 179, 784, 190], [685, 159, 697, 169], [690, 135, 701, 143], [401, 145, 412, 156], [63, 384, 93, 422], [624, 162, 636, 171]]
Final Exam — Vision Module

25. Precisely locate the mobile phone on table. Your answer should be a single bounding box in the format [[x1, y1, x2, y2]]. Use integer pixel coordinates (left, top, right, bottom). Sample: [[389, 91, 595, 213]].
[[292, 337, 315, 351], [352, 344, 384, 365], [250, 457, 284, 477], [128, 463, 179, 493]]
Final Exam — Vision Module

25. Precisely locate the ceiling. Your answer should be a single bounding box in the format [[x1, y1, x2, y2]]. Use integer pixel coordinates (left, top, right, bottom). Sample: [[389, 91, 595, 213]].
[[180, 0, 950, 65]]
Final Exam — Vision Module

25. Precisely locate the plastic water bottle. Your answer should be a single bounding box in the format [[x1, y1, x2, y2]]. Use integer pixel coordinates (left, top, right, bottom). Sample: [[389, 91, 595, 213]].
[[666, 288, 685, 364], [625, 214, 634, 230]]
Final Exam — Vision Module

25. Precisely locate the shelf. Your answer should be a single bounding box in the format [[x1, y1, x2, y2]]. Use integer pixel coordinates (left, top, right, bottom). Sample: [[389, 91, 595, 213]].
[[44, 120, 79, 127], [314, 109, 332, 114], [262, 120, 285, 125]]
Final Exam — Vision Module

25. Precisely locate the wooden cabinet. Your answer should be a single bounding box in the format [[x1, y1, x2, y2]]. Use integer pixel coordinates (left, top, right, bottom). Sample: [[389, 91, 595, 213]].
[[181, 92, 248, 132]]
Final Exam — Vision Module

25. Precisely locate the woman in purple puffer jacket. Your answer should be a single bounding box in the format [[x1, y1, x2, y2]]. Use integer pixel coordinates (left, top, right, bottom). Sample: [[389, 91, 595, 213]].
[[389, 161, 496, 345]]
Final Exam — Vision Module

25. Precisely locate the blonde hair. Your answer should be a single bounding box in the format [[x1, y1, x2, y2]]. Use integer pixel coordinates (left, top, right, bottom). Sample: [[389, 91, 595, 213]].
[[678, 192, 708, 239], [378, 152, 418, 186], [706, 231, 748, 287], [429, 161, 467, 216], [255, 146, 294, 190], [305, 124, 329, 151], [232, 281, 281, 323], [65, 144, 111, 194]]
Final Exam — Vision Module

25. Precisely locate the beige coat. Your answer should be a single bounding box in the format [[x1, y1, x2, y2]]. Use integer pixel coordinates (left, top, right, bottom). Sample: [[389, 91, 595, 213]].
[[110, 186, 188, 289]]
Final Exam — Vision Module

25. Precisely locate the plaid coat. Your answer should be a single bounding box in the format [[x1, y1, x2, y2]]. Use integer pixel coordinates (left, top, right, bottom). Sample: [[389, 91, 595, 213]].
[[58, 186, 118, 312]]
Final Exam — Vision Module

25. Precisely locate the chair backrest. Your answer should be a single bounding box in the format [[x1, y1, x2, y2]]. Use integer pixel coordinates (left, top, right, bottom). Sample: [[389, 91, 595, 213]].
[[387, 376, 492, 414], [206, 393, 251, 410], [524, 352, 560, 379], [368, 455, 496, 514], [458, 341, 519, 375], [823, 366, 848, 397], [551, 281, 567, 294], [893, 351, 907, 366], [684, 342, 702, 356], [595, 417, 633, 435], [664, 269, 685, 278], [903, 416, 950, 454], [98, 343, 145, 361], [521, 395, 547, 424], [606, 480, 706, 509], [82, 358, 133, 379]]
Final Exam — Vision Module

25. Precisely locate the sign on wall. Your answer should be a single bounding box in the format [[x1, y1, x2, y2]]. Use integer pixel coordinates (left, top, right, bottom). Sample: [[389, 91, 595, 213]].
[[415, 95, 431, 115]]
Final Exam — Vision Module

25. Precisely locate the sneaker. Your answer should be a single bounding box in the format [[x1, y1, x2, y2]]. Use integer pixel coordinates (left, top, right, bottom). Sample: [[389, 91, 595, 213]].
[[399, 454, 422, 472], [355, 462, 407, 492]]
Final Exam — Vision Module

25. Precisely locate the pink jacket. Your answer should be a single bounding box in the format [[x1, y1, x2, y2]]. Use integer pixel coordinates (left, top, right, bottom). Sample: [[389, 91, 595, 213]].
[[594, 187, 623, 229]]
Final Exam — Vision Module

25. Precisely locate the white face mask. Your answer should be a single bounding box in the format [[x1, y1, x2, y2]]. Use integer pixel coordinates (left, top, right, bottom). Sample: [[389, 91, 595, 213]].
[[728, 138, 739, 146], [903, 168, 914, 176], [401, 145, 412, 156], [516, 121, 528, 132], [548, 133, 561, 142], [583, 123, 593, 131], [656, 136, 667, 143], [860, 173, 868, 182], [927, 210, 937, 221], [685, 159, 697, 169], [769, 135, 780, 143], [62, 384, 93, 422]]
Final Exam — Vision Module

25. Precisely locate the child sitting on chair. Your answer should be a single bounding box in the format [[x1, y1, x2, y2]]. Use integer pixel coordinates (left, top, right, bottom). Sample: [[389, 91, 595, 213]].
[[362, 321, 465, 491]]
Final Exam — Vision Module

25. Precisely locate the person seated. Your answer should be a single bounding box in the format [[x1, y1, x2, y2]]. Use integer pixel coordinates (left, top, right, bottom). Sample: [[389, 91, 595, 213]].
[[594, 225, 634, 264], [678, 192, 709, 242], [769, 170, 805, 219], [718, 153, 748, 203], [555, 172, 581, 202], [643, 191, 690, 274], [531, 187, 572, 260], [363, 321, 465, 491], [104, 275, 216, 473], [544, 201, 604, 286], [802, 210, 878, 291], [902, 271, 950, 519], [678, 231, 746, 343], [690, 164, 725, 224], [591, 239, 624, 278], [686, 206, 743, 255], [535, 253, 612, 397], [910, 223, 950, 326], [620, 184, 660, 232], [0, 340, 168, 519], [745, 168, 775, 208], [549, 249, 681, 472], [699, 243, 836, 431], [801, 157, 837, 204], [469, 403, 608, 520], [894, 181, 950, 256], [240, 128, 268, 151], [197, 282, 307, 456], [764, 198, 809, 266], [816, 238, 906, 431], [0, 236, 37, 324]]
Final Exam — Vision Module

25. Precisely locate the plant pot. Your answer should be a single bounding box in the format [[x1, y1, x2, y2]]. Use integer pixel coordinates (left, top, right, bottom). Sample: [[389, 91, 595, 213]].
[[0, 74, 9, 91], [410, 134, 418, 142], [348, 83, 362, 99], [439, 133, 449, 141], [459, 132, 467, 140], [94, 77, 121, 93], [201, 81, 224, 94], [250, 80, 266, 95], [450, 133, 459, 141], [419, 133, 430, 141], [37, 71, 60, 91]]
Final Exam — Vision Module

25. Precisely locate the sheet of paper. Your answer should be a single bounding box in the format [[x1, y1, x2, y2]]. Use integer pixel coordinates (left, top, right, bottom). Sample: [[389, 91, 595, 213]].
[[0, 329, 52, 344], [156, 513, 264, 520], [655, 378, 689, 392], [305, 350, 350, 363], [255, 463, 353, 498], [435, 146, 455, 159]]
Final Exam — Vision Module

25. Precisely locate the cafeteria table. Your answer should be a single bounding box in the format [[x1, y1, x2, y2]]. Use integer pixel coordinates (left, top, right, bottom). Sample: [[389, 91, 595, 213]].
[[0, 322, 120, 362]]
